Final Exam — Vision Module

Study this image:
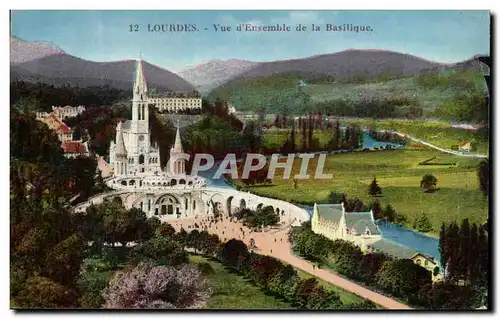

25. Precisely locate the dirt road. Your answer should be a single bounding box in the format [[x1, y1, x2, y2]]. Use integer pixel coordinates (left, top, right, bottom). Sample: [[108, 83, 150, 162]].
[[171, 217, 411, 310]]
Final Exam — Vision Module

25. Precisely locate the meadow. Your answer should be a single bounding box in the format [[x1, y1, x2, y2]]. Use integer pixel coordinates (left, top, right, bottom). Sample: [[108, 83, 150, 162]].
[[189, 255, 293, 309], [234, 149, 488, 235], [189, 254, 364, 309]]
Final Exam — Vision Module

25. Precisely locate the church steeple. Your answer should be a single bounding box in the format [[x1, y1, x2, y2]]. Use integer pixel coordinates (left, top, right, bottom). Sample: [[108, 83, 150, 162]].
[[170, 120, 185, 175], [134, 58, 148, 98], [173, 120, 183, 152], [115, 121, 127, 156], [131, 58, 149, 125]]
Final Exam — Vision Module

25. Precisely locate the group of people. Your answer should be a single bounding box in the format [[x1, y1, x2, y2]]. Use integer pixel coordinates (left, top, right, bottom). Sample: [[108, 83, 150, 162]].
[[178, 212, 297, 259]]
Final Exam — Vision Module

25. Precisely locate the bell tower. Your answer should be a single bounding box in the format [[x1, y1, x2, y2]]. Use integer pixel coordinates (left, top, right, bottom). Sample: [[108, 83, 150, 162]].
[[131, 58, 149, 132]]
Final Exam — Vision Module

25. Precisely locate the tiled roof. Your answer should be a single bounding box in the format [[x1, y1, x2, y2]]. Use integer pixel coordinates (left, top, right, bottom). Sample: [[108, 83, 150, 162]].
[[411, 253, 436, 263], [316, 204, 343, 223], [62, 141, 87, 154], [48, 113, 71, 133], [458, 140, 470, 146], [372, 238, 417, 259], [344, 212, 380, 235]]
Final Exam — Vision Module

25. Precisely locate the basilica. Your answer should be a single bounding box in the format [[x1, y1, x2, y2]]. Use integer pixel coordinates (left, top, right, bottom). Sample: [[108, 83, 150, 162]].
[[108, 59, 205, 191]]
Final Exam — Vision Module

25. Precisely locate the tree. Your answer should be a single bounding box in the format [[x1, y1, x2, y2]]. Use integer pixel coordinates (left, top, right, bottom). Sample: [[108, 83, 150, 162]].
[[328, 192, 344, 204], [420, 174, 437, 192], [368, 177, 382, 196], [156, 223, 176, 238], [14, 276, 80, 308], [457, 219, 471, 283], [221, 239, 249, 268], [301, 117, 307, 150], [249, 255, 283, 289], [132, 235, 188, 267], [94, 200, 154, 246], [370, 199, 383, 220], [468, 223, 479, 284], [439, 223, 446, 272], [382, 204, 396, 223], [477, 225, 488, 283], [413, 213, 433, 233], [376, 259, 432, 298], [477, 160, 489, 196], [102, 263, 211, 309], [289, 121, 296, 152], [359, 253, 391, 284]]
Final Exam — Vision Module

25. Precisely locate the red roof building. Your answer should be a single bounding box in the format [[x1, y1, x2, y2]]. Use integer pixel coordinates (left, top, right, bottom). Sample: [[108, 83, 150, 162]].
[[62, 140, 89, 158]]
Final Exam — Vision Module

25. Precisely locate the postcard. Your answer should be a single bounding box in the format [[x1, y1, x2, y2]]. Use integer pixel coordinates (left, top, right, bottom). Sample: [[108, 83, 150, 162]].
[[9, 10, 490, 311]]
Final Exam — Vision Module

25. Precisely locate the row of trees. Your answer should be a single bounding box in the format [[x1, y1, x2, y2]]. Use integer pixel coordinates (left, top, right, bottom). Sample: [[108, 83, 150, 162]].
[[289, 222, 481, 309], [279, 119, 363, 154], [11, 110, 97, 308], [170, 227, 375, 310], [11, 81, 130, 112], [232, 206, 280, 229], [439, 219, 489, 287], [328, 192, 409, 227]]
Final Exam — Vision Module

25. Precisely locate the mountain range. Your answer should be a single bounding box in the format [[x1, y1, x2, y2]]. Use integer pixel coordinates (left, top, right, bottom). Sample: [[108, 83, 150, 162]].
[[10, 36, 488, 94], [178, 59, 259, 92], [10, 37, 195, 92]]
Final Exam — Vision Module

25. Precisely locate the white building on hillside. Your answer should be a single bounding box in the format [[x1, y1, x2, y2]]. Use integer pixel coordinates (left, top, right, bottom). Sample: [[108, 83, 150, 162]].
[[150, 95, 202, 112], [52, 105, 86, 120]]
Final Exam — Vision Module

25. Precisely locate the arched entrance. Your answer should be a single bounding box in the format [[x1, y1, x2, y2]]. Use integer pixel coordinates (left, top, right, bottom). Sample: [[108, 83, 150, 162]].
[[226, 196, 234, 216], [239, 199, 247, 210], [156, 194, 180, 216], [210, 193, 225, 216]]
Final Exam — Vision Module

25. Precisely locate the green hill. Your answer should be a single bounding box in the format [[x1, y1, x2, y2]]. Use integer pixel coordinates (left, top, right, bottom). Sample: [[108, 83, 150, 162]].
[[208, 69, 487, 122]]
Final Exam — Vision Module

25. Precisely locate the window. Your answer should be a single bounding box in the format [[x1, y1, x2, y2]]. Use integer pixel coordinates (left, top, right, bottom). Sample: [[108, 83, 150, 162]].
[[416, 259, 421, 265], [424, 260, 428, 266]]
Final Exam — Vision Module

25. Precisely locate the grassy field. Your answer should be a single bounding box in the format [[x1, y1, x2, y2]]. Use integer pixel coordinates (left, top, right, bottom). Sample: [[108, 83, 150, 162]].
[[189, 254, 365, 309], [234, 149, 488, 235], [189, 255, 293, 309], [344, 119, 489, 154]]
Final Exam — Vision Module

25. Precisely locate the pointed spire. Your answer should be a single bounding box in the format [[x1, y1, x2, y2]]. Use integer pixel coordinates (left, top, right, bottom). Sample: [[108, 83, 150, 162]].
[[115, 122, 127, 156], [173, 124, 183, 152], [134, 58, 148, 95]]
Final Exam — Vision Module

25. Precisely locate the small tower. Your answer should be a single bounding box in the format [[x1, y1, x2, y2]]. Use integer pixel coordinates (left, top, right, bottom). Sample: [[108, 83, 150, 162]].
[[114, 121, 128, 176], [169, 120, 185, 175]]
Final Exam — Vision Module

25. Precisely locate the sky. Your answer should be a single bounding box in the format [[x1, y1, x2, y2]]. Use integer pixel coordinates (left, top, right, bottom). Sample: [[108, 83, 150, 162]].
[[10, 10, 490, 72]]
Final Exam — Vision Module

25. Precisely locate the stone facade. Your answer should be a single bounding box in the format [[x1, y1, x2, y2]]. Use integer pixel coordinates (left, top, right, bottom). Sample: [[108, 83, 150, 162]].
[[149, 96, 202, 112], [311, 203, 382, 251]]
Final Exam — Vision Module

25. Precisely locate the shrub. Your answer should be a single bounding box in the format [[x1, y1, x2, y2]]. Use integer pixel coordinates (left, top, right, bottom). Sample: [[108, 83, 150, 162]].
[[102, 263, 211, 309]]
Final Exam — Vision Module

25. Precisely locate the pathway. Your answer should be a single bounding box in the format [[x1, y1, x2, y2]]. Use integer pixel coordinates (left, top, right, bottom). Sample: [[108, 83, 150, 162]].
[[381, 130, 488, 159], [171, 217, 411, 310]]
